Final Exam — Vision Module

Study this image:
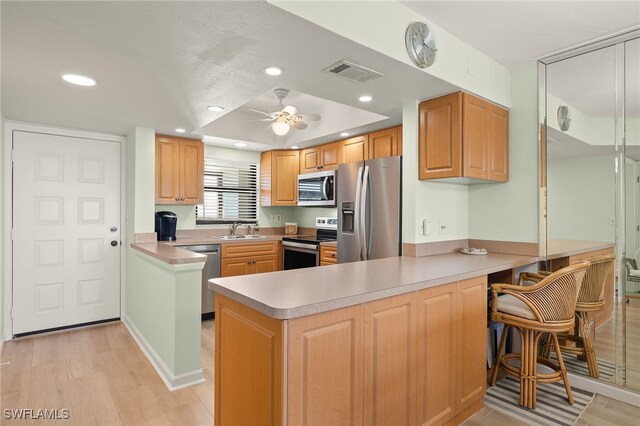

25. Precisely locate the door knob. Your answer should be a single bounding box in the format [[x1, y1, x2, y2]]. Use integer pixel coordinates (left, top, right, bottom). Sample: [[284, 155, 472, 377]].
[[111, 240, 119, 247]]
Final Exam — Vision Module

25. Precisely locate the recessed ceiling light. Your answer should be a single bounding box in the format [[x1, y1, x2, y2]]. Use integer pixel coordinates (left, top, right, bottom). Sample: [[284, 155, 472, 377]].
[[62, 73, 96, 86], [175, 128, 186, 133], [291, 145, 300, 149], [358, 95, 373, 103], [263, 66, 284, 76], [340, 132, 350, 137], [207, 105, 224, 112], [234, 142, 248, 147]]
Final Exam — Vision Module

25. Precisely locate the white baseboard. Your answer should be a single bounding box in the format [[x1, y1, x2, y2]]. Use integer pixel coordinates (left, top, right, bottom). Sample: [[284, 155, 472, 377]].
[[568, 372, 640, 407], [122, 315, 204, 391]]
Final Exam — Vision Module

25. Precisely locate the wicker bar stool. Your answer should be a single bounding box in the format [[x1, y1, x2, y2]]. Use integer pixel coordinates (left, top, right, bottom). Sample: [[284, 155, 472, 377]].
[[489, 262, 590, 409], [549, 254, 615, 378]]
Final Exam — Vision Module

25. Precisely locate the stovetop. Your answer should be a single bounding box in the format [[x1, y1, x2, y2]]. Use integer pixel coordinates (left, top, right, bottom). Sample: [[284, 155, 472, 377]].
[[282, 228, 337, 245]]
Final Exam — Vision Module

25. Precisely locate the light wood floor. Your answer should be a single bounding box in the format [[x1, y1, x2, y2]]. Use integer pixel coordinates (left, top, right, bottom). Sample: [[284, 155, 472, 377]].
[[1, 319, 638, 425]]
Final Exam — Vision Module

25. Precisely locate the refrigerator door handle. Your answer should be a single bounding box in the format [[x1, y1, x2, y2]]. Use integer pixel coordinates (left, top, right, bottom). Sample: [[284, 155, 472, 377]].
[[360, 165, 370, 260], [354, 166, 364, 261]]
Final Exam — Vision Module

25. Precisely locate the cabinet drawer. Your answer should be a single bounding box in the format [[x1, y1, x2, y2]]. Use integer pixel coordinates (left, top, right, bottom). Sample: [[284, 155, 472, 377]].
[[221, 241, 279, 258], [320, 246, 337, 265]]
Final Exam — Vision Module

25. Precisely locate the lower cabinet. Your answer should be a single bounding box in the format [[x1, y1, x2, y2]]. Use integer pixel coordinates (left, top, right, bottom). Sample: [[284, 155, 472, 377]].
[[320, 245, 338, 265], [220, 241, 281, 277], [215, 275, 487, 426]]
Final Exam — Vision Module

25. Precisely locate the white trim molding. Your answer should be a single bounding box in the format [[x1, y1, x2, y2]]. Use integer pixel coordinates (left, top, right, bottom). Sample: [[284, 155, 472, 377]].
[[568, 372, 640, 407], [122, 315, 205, 391]]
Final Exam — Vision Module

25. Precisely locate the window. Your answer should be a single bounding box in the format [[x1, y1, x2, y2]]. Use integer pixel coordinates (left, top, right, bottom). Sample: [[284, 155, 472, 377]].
[[196, 158, 258, 224]]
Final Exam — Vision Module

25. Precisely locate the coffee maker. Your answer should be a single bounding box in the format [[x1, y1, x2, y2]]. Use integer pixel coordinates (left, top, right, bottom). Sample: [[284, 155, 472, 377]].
[[155, 211, 178, 241]]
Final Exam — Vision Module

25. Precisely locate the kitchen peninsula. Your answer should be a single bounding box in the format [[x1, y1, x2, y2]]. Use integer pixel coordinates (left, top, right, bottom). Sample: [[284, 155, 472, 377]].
[[209, 252, 538, 425]]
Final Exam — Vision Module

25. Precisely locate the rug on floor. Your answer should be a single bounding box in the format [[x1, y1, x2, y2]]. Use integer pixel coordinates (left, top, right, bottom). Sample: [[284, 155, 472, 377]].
[[549, 352, 616, 382], [485, 375, 595, 426]]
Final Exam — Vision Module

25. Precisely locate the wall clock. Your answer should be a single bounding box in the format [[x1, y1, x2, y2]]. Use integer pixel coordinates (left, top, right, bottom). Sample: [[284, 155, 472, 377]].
[[557, 105, 571, 131], [405, 21, 438, 68]]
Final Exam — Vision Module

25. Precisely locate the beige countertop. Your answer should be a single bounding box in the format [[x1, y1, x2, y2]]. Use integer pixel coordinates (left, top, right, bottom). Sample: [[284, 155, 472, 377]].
[[131, 234, 315, 264], [546, 239, 614, 260], [209, 252, 537, 320]]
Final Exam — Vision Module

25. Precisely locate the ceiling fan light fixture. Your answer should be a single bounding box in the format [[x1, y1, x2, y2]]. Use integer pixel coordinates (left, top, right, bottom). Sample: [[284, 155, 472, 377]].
[[273, 121, 290, 136]]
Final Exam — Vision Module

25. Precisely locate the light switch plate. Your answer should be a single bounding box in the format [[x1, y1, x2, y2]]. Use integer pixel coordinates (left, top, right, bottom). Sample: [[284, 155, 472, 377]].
[[271, 214, 282, 224]]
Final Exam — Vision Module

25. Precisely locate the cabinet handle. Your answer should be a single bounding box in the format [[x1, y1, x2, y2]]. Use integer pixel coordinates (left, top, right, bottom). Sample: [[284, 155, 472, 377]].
[[181, 197, 185, 201], [175, 197, 179, 201]]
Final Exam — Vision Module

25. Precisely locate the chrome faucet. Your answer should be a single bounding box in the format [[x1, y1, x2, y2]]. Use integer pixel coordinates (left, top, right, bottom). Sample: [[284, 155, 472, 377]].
[[230, 222, 240, 235], [247, 224, 253, 235]]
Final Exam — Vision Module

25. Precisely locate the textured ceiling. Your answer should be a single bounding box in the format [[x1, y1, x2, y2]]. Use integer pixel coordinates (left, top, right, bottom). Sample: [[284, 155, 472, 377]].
[[1, 1, 456, 150]]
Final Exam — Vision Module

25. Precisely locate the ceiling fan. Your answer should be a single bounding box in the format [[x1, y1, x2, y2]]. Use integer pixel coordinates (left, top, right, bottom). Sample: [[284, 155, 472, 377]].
[[249, 88, 321, 136]]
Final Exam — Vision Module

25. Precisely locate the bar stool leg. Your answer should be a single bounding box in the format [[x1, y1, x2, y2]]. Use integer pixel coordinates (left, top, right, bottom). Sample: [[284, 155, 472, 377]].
[[520, 328, 538, 409], [551, 332, 574, 405], [490, 325, 510, 386]]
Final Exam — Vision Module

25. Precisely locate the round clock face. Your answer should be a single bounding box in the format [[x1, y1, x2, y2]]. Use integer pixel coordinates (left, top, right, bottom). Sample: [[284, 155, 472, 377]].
[[405, 22, 437, 68], [557, 105, 571, 131]]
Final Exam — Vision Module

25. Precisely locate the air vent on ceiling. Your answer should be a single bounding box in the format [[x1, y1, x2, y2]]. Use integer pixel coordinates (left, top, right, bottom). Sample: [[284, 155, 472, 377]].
[[323, 60, 384, 84]]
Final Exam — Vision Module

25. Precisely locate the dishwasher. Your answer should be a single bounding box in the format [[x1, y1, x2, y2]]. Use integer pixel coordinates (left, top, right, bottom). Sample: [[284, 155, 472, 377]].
[[178, 244, 220, 320]]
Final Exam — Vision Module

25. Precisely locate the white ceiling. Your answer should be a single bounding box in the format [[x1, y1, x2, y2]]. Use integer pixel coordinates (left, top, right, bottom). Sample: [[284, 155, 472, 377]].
[[547, 126, 640, 160], [200, 89, 388, 150], [402, 1, 640, 68], [1, 1, 456, 151]]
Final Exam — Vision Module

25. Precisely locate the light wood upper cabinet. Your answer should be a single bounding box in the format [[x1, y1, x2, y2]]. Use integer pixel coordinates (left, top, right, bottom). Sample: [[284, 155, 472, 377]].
[[260, 150, 299, 206], [300, 142, 341, 174], [419, 92, 508, 183], [341, 134, 369, 164], [155, 135, 203, 204], [369, 126, 402, 159]]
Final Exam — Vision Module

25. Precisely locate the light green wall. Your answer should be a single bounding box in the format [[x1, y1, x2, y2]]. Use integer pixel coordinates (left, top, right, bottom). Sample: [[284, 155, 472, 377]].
[[468, 63, 539, 242], [269, 0, 511, 108], [1, 112, 4, 342], [126, 127, 155, 242], [402, 101, 469, 244], [125, 127, 204, 381], [547, 154, 615, 243], [293, 207, 337, 228]]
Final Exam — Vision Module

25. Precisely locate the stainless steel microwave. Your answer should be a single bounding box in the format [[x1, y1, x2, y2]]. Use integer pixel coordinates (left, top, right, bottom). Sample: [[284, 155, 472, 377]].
[[297, 170, 336, 207]]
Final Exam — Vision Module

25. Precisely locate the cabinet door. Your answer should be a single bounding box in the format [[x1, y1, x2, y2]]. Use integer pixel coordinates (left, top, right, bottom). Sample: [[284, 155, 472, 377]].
[[321, 142, 341, 171], [341, 135, 369, 164], [487, 104, 509, 182], [221, 257, 253, 277], [253, 254, 278, 274], [320, 246, 337, 265], [180, 139, 204, 204], [155, 136, 181, 204], [300, 147, 320, 174], [369, 127, 400, 159], [456, 277, 487, 410], [419, 93, 462, 179], [363, 293, 417, 426], [272, 150, 299, 206], [288, 305, 363, 426], [417, 283, 457, 426], [462, 93, 489, 180]]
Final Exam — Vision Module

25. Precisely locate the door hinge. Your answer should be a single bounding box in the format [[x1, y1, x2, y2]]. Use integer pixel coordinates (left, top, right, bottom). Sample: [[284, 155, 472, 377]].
[[637, 225, 639, 231], [637, 176, 639, 183]]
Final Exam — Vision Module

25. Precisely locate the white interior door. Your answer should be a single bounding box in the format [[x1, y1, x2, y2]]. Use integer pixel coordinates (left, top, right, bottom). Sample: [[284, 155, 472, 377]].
[[12, 131, 121, 334]]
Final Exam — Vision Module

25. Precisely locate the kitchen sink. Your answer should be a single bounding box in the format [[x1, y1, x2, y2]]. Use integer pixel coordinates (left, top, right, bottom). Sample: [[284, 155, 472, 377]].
[[214, 235, 246, 240], [244, 235, 267, 239]]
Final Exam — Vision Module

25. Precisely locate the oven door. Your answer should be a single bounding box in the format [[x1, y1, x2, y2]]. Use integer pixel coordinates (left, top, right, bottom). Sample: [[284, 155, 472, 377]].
[[298, 171, 336, 207], [282, 241, 319, 270]]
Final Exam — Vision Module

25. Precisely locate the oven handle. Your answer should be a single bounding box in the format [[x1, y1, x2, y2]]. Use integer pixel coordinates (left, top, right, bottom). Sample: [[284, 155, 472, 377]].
[[282, 241, 319, 251]]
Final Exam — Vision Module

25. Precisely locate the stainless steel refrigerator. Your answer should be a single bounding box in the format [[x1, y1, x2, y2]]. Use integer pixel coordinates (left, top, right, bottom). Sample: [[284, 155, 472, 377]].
[[337, 156, 401, 263]]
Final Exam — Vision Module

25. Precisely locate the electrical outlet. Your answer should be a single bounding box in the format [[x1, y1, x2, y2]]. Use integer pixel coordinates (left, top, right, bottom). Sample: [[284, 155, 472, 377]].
[[271, 214, 282, 224], [439, 220, 447, 234]]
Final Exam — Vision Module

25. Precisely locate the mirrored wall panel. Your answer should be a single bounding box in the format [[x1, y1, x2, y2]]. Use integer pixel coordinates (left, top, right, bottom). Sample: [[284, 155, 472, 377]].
[[541, 34, 639, 391]]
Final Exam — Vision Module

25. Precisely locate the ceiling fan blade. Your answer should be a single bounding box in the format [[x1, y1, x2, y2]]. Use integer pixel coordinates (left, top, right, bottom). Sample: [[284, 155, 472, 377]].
[[248, 108, 275, 118], [242, 118, 275, 122], [291, 121, 308, 130], [299, 113, 321, 122]]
